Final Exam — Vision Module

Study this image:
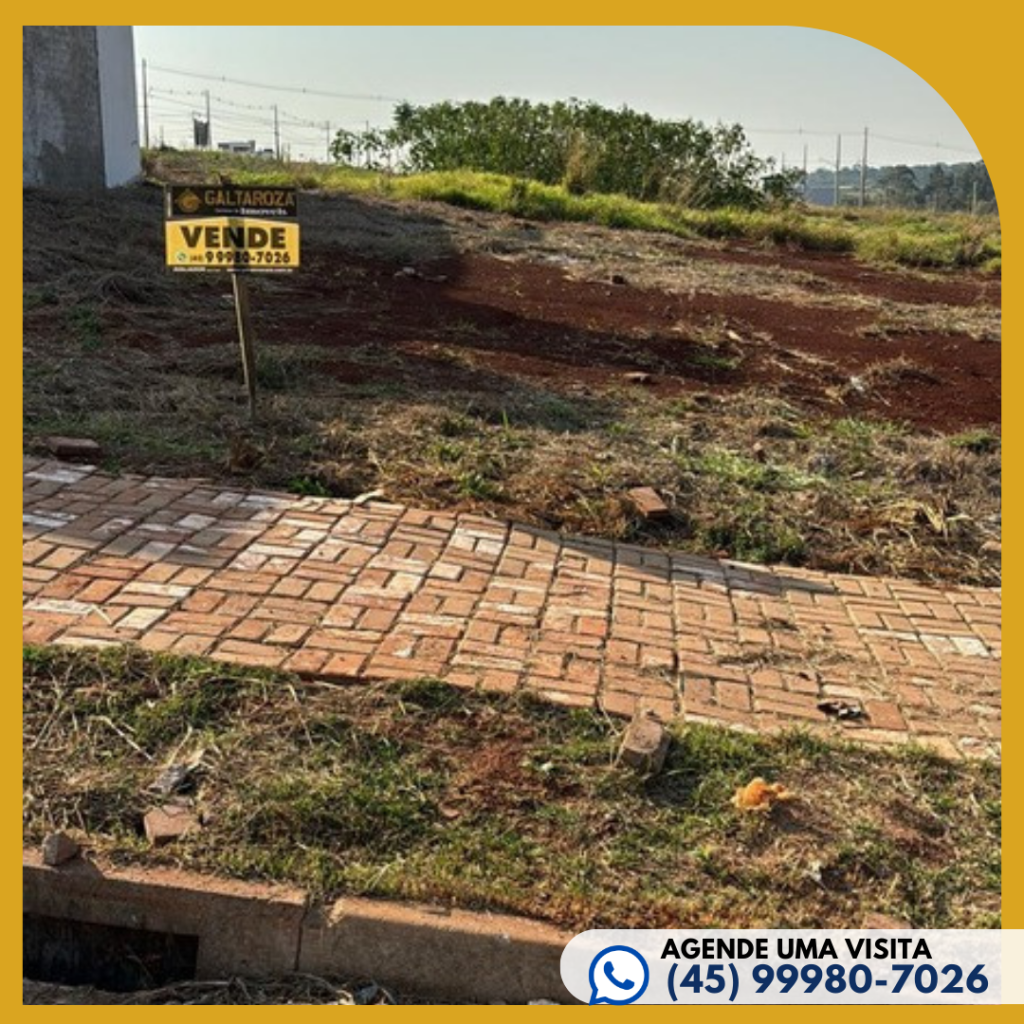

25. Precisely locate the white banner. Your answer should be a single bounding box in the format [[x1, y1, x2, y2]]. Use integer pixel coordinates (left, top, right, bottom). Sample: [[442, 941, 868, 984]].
[[560, 930, 1004, 1004]]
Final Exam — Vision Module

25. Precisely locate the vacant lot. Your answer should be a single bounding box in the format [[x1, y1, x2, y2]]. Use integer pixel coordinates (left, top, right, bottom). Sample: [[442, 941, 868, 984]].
[[21, 165, 1002, 948], [23, 647, 1001, 931], [23, 166, 1000, 585]]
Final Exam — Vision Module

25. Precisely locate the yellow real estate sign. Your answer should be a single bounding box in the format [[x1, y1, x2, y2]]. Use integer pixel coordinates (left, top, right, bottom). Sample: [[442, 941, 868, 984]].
[[164, 186, 300, 272], [165, 218, 299, 269]]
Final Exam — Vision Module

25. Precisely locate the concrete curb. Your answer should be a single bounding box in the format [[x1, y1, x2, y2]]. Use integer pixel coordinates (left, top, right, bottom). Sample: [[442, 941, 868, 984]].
[[23, 850, 577, 1004]]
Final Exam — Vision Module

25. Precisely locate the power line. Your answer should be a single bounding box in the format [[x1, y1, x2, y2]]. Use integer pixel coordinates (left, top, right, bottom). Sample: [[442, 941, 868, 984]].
[[142, 64, 983, 165], [746, 125, 979, 158], [147, 91, 207, 111], [145, 61, 404, 103], [747, 127, 856, 137], [870, 132, 978, 156], [150, 86, 318, 127]]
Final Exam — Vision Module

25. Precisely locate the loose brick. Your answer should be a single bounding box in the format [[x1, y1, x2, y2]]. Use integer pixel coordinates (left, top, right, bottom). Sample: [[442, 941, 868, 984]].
[[41, 831, 80, 865], [625, 487, 670, 520], [618, 711, 670, 773], [144, 804, 200, 846]]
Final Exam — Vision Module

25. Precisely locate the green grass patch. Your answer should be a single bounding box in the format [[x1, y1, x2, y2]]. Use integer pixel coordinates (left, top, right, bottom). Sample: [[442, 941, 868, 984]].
[[949, 428, 1000, 456], [24, 646, 1001, 930], [143, 150, 1000, 272]]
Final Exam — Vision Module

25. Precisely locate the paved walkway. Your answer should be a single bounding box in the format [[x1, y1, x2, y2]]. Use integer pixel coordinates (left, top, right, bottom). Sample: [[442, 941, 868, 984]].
[[23, 459, 1001, 759]]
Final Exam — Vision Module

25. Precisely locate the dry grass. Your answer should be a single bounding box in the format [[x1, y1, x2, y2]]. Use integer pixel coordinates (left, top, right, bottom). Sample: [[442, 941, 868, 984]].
[[855, 304, 1000, 343], [23, 646, 1002, 932], [23, 975, 401, 1005]]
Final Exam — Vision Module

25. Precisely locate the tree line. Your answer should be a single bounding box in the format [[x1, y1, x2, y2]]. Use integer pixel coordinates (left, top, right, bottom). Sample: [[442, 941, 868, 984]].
[[804, 161, 996, 212], [331, 98, 800, 210]]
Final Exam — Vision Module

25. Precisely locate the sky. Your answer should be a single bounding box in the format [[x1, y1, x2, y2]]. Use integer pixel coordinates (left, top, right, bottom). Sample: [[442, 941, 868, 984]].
[[133, 26, 983, 170]]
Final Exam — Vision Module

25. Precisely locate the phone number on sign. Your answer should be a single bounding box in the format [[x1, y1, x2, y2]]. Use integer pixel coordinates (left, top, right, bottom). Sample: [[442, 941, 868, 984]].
[[204, 251, 293, 264], [666, 962, 991, 1002]]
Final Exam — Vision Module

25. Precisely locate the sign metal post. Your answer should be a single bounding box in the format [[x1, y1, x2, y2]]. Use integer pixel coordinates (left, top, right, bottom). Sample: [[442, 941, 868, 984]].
[[231, 271, 257, 419]]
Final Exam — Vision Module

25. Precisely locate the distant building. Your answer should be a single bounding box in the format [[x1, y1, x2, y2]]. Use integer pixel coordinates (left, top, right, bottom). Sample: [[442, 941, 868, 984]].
[[218, 140, 257, 155], [23, 26, 140, 188], [217, 140, 276, 159]]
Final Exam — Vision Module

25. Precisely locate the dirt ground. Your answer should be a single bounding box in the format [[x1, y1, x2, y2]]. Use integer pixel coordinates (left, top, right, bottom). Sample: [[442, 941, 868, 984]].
[[278, 245, 998, 434], [25, 185, 1000, 433]]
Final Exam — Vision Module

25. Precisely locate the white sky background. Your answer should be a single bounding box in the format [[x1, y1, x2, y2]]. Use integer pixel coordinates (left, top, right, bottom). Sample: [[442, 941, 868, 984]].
[[134, 26, 983, 170]]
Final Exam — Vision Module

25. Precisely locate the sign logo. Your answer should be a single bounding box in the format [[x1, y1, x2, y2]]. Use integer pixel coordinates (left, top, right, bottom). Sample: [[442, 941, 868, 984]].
[[174, 188, 202, 215]]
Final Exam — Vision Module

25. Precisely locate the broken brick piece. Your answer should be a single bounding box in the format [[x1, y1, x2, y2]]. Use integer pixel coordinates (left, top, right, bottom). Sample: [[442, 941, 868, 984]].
[[41, 831, 80, 866], [44, 436, 102, 460], [626, 487, 670, 520], [144, 804, 200, 847], [618, 710, 670, 775]]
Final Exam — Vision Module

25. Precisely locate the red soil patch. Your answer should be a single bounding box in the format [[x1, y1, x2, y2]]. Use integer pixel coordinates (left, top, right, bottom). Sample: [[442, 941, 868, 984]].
[[244, 248, 1000, 433]]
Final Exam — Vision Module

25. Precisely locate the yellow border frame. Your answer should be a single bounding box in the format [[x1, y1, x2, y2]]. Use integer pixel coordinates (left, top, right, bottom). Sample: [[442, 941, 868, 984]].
[[12, 9, 1011, 1015]]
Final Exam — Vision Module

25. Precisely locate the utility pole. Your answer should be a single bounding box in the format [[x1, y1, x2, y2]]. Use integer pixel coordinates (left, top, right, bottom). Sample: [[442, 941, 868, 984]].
[[273, 105, 280, 160], [325, 121, 331, 162], [834, 134, 842, 207], [204, 90, 211, 148], [141, 58, 149, 149], [802, 144, 808, 198], [859, 127, 868, 207]]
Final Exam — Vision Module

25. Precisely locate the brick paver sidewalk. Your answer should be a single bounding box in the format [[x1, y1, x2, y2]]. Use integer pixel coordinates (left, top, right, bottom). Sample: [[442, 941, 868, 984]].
[[23, 459, 1001, 759]]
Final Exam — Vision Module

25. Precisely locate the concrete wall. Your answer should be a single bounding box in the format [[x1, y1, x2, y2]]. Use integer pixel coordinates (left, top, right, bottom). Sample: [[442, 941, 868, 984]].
[[23, 26, 140, 189], [96, 27, 140, 187]]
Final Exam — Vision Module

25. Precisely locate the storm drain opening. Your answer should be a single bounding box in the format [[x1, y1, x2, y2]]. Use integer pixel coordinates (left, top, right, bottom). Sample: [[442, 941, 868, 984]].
[[23, 913, 199, 992]]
